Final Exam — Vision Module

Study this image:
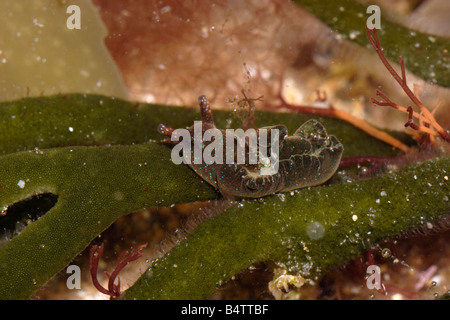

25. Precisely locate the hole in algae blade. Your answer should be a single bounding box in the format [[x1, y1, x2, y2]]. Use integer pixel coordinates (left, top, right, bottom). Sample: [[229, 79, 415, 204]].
[[0, 193, 58, 245]]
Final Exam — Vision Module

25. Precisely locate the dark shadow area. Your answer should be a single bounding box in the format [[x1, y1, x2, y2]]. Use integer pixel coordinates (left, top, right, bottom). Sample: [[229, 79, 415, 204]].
[[0, 193, 58, 241]]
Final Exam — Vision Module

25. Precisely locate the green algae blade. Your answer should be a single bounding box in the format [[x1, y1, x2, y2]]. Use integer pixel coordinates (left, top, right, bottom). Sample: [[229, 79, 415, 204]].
[[0, 143, 216, 299], [0, 94, 426, 299], [123, 157, 450, 299]]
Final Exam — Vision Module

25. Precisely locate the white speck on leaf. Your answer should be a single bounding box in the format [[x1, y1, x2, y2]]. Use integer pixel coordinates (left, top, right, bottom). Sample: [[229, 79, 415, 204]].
[[17, 180, 25, 188]]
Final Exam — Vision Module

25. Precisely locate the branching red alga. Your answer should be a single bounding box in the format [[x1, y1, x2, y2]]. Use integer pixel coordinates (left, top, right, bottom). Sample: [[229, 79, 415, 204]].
[[90, 243, 147, 300], [366, 27, 450, 145]]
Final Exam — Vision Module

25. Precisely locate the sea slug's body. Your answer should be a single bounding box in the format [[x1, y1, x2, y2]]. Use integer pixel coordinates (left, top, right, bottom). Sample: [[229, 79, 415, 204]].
[[158, 96, 344, 199]]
